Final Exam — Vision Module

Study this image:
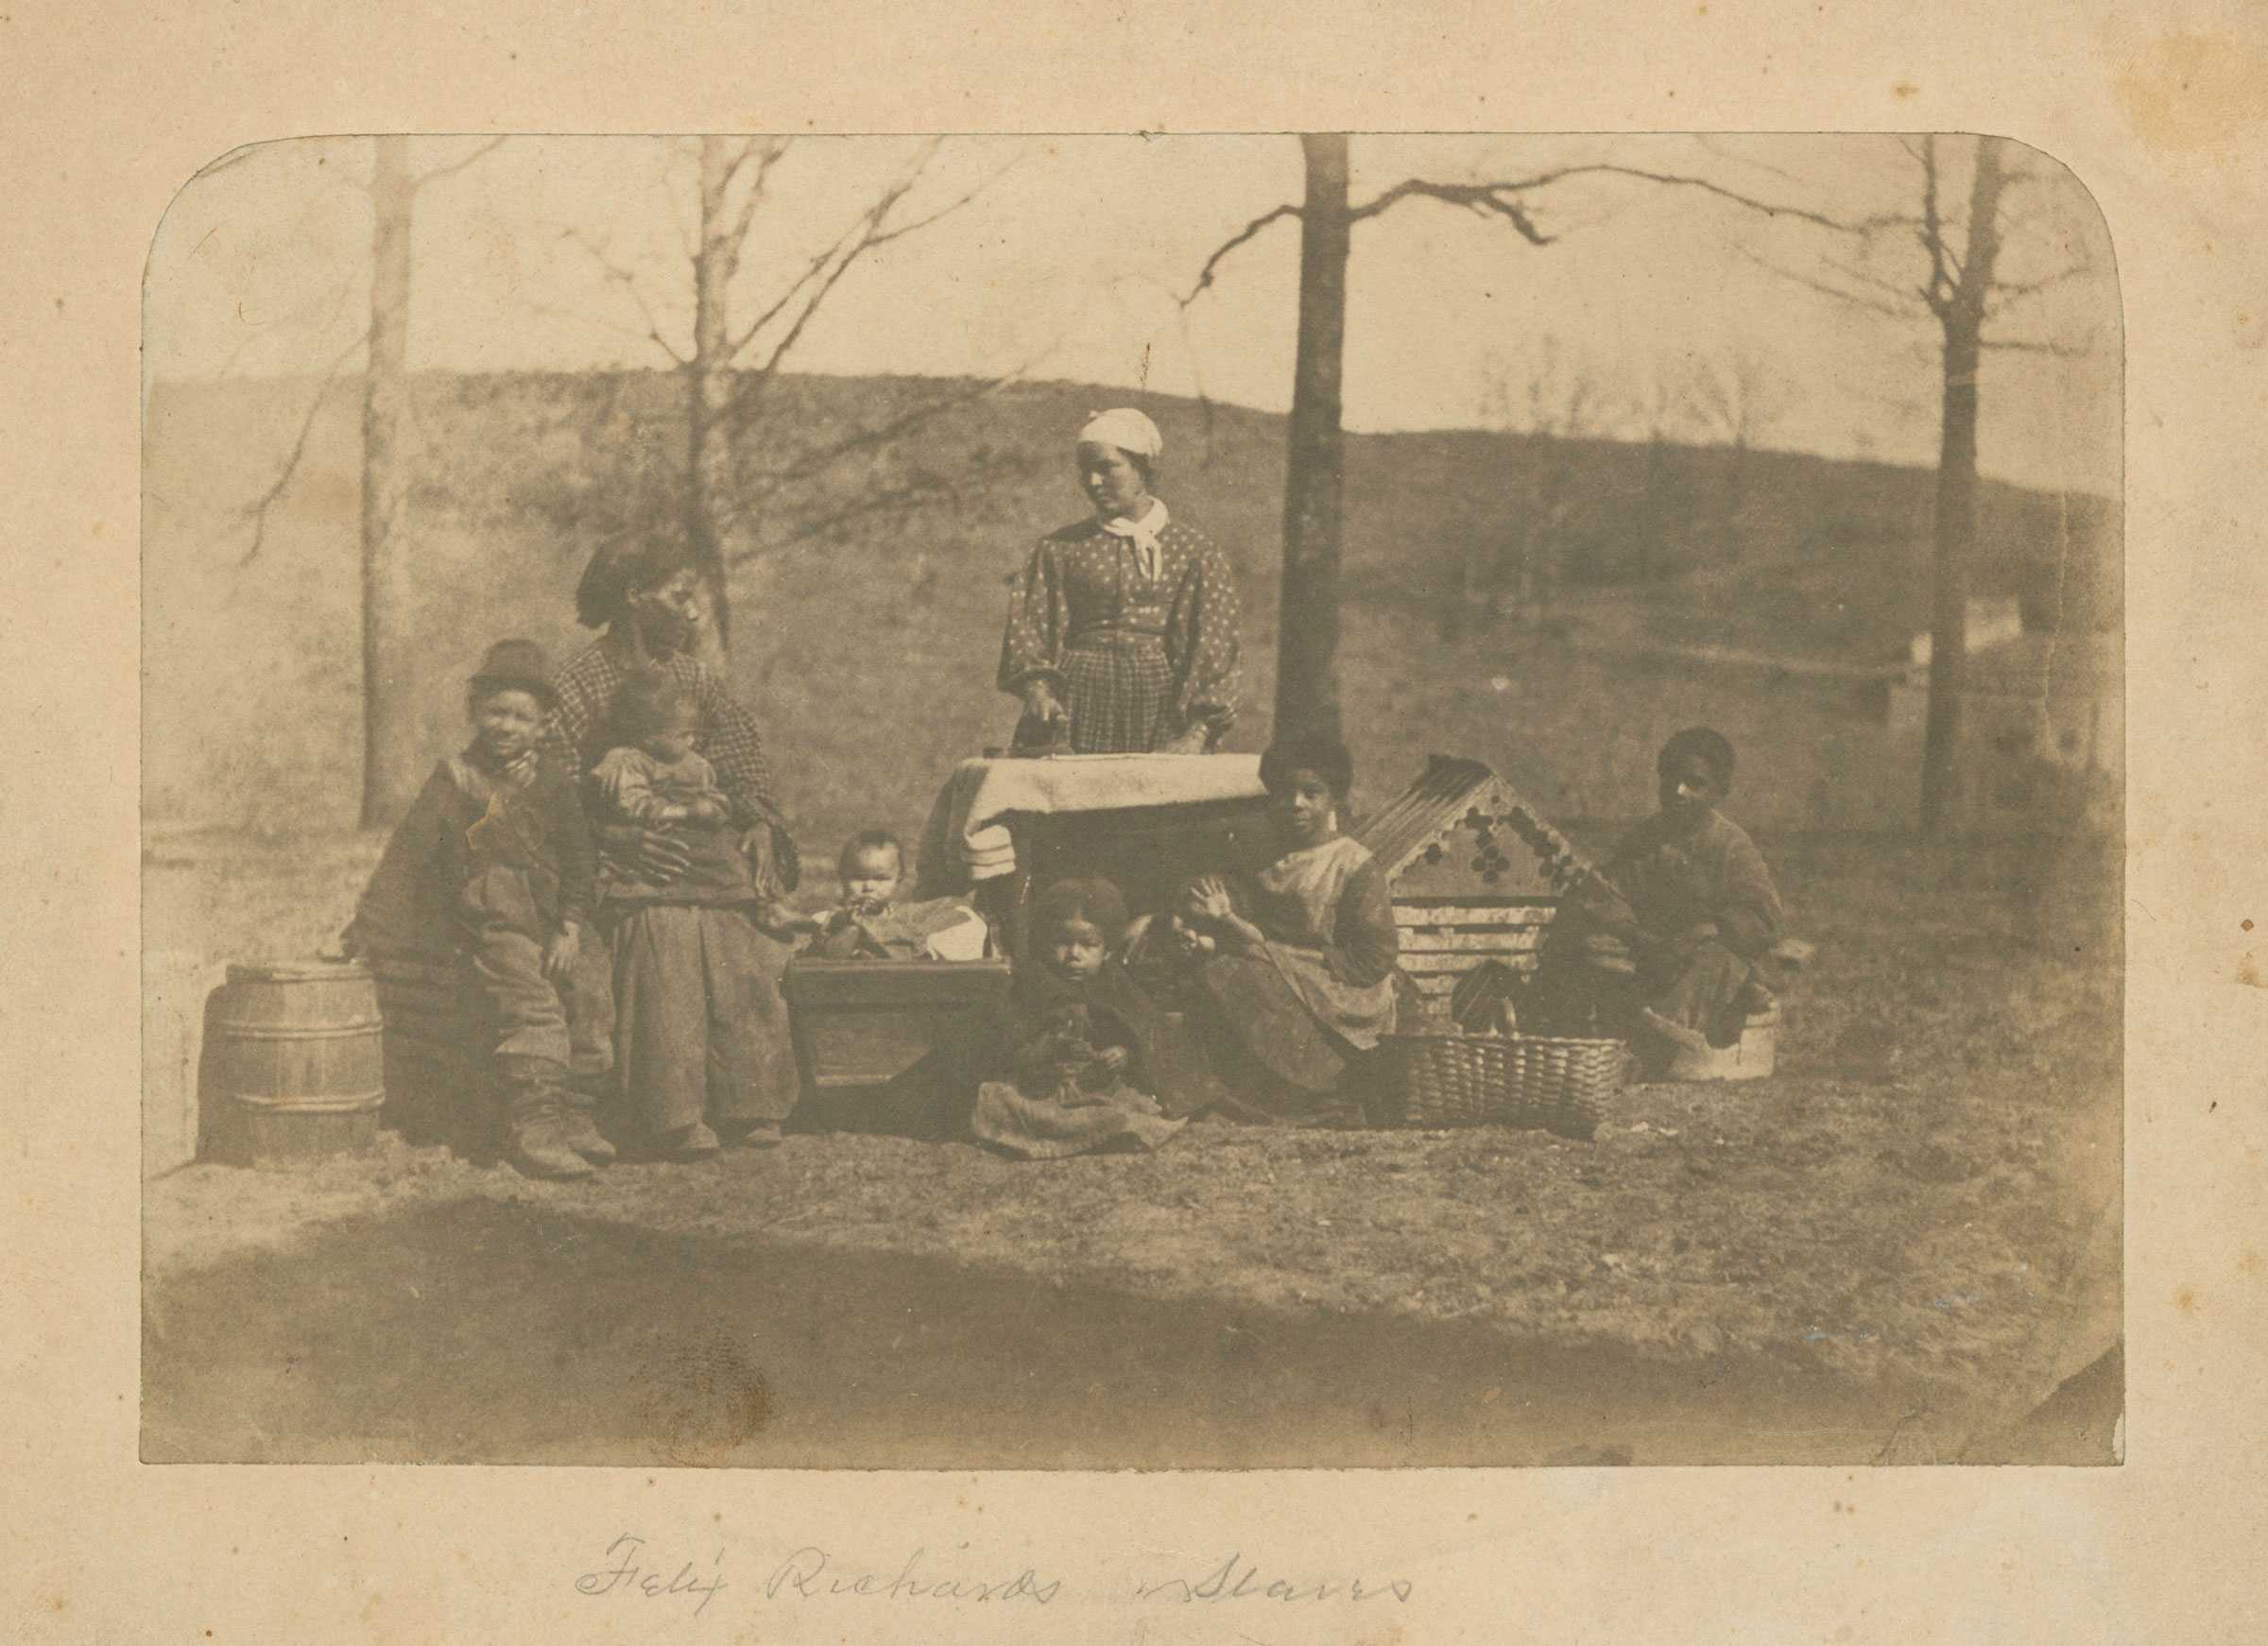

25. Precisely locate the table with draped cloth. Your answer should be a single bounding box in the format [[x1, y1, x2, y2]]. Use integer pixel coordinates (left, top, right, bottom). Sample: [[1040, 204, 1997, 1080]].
[[914, 754, 1273, 957]]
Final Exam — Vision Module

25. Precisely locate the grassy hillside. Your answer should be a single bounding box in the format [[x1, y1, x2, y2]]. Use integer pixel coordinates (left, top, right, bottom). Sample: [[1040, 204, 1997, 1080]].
[[143, 369, 2120, 855]]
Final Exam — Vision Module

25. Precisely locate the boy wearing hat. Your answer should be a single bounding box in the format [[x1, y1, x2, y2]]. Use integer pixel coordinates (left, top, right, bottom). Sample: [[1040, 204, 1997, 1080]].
[[346, 639, 610, 1179], [1552, 727, 1787, 1058]]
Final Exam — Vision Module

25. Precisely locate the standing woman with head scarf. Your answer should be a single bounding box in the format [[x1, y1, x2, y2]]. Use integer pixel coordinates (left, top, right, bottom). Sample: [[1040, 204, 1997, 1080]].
[[998, 407, 1245, 755]]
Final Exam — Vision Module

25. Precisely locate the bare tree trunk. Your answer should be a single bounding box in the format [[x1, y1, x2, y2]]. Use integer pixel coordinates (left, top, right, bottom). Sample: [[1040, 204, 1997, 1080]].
[[360, 136, 417, 827], [687, 136, 739, 654], [1275, 133, 1351, 746], [1919, 138, 2005, 835]]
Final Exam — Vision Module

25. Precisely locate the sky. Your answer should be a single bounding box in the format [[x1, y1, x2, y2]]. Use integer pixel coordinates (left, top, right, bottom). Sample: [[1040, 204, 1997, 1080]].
[[146, 133, 2122, 495]]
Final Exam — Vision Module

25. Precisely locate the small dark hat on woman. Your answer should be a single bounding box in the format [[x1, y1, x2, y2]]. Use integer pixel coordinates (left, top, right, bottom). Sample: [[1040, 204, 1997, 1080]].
[[469, 638, 558, 707]]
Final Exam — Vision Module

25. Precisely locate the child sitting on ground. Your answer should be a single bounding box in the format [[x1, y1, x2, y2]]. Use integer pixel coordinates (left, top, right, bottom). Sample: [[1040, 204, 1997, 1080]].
[[792, 831, 988, 960], [588, 670, 759, 904], [344, 639, 611, 1180], [1541, 726, 1787, 1058], [966, 877, 1184, 1159]]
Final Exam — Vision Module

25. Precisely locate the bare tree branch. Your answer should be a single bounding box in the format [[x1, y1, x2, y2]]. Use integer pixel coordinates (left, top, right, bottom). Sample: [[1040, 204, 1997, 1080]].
[[1980, 333, 2096, 358], [559, 227, 687, 364], [1352, 176, 1553, 241], [234, 331, 369, 566], [409, 136, 507, 191], [737, 366, 1031, 486], [1737, 246, 1917, 321], [728, 144, 1013, 412], [1692, 134, 1811, 188], [1984, 259, 2093, 312], [1352, 165, 1904, 237], [1179, 202, 1303, 305], [726, 473, 957, 562], [717, 137, 792, 256]]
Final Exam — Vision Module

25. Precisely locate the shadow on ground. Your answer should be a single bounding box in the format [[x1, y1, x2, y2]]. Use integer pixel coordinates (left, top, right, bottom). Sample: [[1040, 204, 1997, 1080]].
[[142, 1194, 2092, 1468]]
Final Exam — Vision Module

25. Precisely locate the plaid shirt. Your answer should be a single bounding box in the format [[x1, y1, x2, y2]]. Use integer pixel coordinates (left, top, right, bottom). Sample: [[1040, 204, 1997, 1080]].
[[541, 639, 782, 832]]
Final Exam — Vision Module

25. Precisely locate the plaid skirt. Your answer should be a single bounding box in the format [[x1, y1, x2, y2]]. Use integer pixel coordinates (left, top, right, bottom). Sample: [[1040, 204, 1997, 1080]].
[[1060, 631, 1177, 754]]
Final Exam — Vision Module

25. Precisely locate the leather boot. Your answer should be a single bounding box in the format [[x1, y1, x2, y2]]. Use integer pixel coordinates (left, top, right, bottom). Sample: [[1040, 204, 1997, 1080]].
[[556, 1099, 618, 1164], [497, 1058, 593, 1180]]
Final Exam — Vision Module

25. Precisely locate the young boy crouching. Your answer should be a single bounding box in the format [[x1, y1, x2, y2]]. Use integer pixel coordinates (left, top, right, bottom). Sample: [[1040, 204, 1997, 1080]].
[[1543, 726, 1788, 1060], [345, 640, 611, 1179]]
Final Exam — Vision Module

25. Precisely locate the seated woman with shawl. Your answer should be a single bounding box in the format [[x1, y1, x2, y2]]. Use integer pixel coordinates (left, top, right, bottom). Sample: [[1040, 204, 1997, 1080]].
[[1163, 730, 1402, 1124]]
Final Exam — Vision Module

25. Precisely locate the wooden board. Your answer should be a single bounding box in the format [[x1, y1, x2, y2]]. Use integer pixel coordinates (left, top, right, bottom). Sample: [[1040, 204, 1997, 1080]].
[[1396, 927, 1549, 954], [1393, 900, 1557, 925]]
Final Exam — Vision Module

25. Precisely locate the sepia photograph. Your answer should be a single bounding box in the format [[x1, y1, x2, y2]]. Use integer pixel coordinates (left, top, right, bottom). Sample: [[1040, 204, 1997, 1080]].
[[140, 130, 2122, 1468]]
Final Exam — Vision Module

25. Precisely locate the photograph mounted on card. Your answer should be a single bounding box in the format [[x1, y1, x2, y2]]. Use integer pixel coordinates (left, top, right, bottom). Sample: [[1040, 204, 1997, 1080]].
[[141, 130, 2121, 1467]]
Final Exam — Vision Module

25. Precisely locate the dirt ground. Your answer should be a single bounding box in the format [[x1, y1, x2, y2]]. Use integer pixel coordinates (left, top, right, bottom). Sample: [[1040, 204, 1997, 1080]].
[[143, 832, 2122, 1468]]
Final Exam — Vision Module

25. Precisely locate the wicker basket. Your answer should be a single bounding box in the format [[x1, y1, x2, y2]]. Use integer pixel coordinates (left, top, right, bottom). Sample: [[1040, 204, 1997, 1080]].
[[1371, 1031, 1625, 1140]]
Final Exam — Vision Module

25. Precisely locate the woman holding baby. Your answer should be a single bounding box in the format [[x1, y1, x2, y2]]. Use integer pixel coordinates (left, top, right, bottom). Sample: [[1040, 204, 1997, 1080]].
[[545, 541, 803, 1157]]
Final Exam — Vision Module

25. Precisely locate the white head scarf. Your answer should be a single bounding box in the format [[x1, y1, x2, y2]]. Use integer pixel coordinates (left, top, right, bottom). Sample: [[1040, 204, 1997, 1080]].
[[1077, 408, 1168, 578], [1076, 407, 1163, 462]]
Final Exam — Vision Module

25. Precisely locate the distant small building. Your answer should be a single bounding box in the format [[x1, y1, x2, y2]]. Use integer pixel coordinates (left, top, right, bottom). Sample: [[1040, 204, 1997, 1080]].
[[1887, 629, 2122, 835], [1906, 595, 2024, 669]]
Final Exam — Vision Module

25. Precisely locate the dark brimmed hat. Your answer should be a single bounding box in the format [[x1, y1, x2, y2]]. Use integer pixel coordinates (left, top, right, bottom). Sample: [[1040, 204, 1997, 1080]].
[[469, 638, 558, 707]]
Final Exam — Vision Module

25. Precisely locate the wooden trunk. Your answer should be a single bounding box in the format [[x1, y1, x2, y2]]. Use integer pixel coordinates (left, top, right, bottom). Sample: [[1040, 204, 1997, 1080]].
[[781, 958, 1013, 1134], [208, 960, 385, 1165]]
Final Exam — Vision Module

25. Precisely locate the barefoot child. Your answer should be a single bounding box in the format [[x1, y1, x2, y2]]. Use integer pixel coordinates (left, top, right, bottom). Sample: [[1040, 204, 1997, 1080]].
[[967, 877, 1184, 1159], [1548, 727, 1787, 1059], [344, 639, 610, 1179], [795, 831, 988, 960]]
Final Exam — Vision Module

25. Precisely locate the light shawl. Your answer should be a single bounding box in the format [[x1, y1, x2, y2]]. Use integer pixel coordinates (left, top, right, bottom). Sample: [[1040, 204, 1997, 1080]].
[[1242, 832, 1399, 1052]]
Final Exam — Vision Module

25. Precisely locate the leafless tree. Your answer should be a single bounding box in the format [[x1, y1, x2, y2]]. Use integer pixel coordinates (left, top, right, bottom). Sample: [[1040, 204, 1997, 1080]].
[[1749, 135, 2101, 832], [1469, 335, 1608, 627], [558, 137, 1021, 653], [1184, 137, 1877, 744], [232, 135, 506, 825], [1687, 342, 1782, 564]]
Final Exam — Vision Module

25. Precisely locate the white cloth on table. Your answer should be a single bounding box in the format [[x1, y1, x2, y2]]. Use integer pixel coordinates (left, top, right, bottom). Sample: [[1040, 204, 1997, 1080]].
[[915, 753, 1267, 891]]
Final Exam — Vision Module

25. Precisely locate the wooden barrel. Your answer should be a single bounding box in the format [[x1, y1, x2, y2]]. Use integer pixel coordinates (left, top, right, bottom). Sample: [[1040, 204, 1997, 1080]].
[[209, 959, 385, 1163]]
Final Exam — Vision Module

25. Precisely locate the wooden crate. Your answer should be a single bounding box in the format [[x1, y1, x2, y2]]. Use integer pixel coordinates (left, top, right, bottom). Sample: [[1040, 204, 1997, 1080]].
[[1392, 897, 1559, 1002], [781, 957, 1013, 1132], [1357, 756, 1599, 1015]]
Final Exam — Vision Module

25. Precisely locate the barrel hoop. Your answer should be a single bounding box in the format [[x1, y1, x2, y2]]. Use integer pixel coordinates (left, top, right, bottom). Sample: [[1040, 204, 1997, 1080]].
[[230, 1089, 387, 1113], [213, 1018, 385, 1040]]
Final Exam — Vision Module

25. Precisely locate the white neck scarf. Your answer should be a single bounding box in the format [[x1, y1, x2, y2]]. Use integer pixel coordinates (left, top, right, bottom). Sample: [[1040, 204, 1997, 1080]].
[[1098, 496, 1170, 582]]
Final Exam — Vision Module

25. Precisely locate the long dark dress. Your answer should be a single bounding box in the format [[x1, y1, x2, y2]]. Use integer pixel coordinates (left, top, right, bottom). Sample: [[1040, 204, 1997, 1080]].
[[540, 633, 799, 1135], [1186, 834, 1401, 1123], [996, 508, 1243, 752]]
